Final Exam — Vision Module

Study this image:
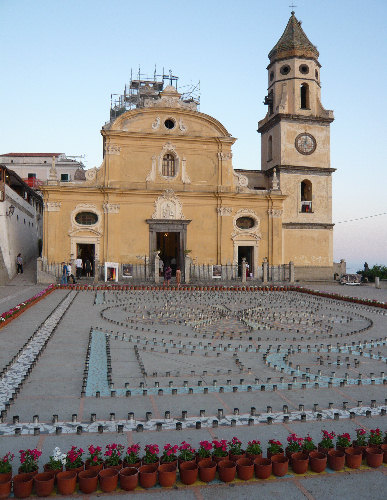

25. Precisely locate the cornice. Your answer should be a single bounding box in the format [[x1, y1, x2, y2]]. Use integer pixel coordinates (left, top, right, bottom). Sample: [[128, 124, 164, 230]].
[[258, 113, 334, 134], [266, 165, 336, 175], [101, 130, 236, 145], [282, 222, 334, 229]]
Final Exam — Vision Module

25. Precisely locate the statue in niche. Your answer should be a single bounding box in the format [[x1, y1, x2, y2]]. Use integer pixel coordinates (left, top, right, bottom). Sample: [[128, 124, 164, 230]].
[[162, 202, 175, 219]]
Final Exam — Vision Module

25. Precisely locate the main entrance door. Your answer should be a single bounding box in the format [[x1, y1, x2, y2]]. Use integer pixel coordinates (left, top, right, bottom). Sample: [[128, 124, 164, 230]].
[[157, 232, 180, 276], [238, 246, 253, 278], [76, 243, 95, 277], [146, 219, 191, 279]]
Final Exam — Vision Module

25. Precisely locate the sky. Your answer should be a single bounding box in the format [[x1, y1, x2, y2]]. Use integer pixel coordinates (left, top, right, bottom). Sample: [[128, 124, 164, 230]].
[[1, 0, 386, 272]]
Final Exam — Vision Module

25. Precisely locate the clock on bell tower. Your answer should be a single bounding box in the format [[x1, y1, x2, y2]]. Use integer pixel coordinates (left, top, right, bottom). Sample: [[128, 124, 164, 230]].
[[258, 11, 335, 270]]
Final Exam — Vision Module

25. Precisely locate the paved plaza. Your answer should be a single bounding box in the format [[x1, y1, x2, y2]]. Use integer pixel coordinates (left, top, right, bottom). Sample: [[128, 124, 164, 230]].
[[0, 266, 386, 498]]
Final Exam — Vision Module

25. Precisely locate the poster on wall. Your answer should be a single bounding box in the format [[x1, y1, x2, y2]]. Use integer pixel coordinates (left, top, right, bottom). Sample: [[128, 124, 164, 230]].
[[212, 265, 222, 279], [122, 264, 133, 278]]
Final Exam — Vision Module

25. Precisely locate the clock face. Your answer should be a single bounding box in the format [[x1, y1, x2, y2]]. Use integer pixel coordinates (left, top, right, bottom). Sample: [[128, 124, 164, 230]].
[[295, 133, 317, 155]]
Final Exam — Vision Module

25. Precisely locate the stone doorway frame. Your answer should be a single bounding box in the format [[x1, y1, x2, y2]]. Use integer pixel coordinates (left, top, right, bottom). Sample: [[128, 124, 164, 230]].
[[146, 219, 191, 278]]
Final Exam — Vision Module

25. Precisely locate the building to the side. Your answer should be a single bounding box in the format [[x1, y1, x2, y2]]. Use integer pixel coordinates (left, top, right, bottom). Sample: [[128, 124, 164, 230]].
[[0, 166, 43, 284], [0, 153, 86, 189], [39, 13, 337, 281]]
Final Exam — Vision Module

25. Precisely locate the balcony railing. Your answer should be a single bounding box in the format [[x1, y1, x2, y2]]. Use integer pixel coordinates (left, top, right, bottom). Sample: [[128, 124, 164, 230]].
[[301, 201, 312, 213]]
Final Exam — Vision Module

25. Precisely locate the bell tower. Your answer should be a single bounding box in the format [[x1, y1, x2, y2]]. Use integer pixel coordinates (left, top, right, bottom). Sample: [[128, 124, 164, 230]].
[[258, 12, 335, 275]]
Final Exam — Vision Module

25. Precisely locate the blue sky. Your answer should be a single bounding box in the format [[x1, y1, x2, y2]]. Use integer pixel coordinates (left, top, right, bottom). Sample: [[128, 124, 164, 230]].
[[1, 0, 386, 272]]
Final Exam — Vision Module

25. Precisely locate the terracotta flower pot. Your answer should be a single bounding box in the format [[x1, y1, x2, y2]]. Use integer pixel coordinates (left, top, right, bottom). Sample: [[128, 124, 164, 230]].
[[309, 451, 327, 473], [13, 474, 33, 499], [229, 451, 245, 462], [0, 473, 11, 483], [217, 460, 236, 483], [34, 472, 55, 497], [236, 457, 254, 480], [212, 454, 229, 464], [317, 446, 332, 455], [381, 444, 387, 463], [98, 468, 118, 492], [291, 452, 309, 474], [198, 459, 216, 483], [123, 460, 141, 469], [178, 458, 196, 470], [0, 476, 11, 500], [158, 463, 177, 487], [43, 464, 62, 477], [179, 461, 198, 485], [365, 447, 383, 468], [104, 460, 123, 472], [56, 470, 77, 495], [254, 457, 272, 479], [271, 455, 289, 477], [327, 450, 345, 471], [246, 452, 262, 461], [267, 449, 284, 460], [345, 447, 362, 469], [65, 463, 84, 476], [17, 468, 38, 478], [352, 442, 367, 457], [139, 464, 158, 489], [85, 459, 103, 473], [78, 469, 99, 494], [119, 467, 138, 491]]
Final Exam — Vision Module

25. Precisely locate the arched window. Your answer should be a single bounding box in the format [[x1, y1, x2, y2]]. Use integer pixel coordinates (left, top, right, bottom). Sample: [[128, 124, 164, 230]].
[[268, 136, 273, 161], [300, 83, 309, 109], [300, 180, 312, 212], [162, 153, 175, 177]]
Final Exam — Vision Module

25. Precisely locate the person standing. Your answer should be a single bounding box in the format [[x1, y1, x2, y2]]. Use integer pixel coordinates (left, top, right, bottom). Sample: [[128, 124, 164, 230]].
[[176, 267, 181, 288], [85, 258, 92, 277], [164, 265, 172, 286], [60, 261, 67, 284], [16, 253, 23, 274], [75, 256, 83, 280], [67, 262, 76, 284]]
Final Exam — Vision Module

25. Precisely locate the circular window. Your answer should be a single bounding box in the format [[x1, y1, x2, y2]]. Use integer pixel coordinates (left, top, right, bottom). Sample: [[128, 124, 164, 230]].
[[315, 69, 319, 79], [269, 71, 274, 81], [236, 217, 255, 229], [75, 211, 98, 225], [280, 65, 291, 75], [164, 119, 175, 129], [299, 64, 309, 74]]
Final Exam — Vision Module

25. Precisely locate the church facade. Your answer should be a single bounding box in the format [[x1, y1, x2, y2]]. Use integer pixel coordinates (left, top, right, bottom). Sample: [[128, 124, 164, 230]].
[[40, 13, 336, 281]]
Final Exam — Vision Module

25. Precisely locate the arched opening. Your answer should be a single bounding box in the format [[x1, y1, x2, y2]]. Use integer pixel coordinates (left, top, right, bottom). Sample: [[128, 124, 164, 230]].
[[268, 136, 273, 161], [300, 179, 312, 212], [162, 153, 176, 177], [300, 83, 309, 109]]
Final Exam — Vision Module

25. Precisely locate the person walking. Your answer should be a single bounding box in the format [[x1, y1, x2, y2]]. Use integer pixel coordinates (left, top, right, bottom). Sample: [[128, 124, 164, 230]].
[[164, 265, 172, 286], [75, 256, 83, 280], [60, 262, 67, 284], [16, 253, 23, 274], [66, 262, 76, 284], [176, 267, 181, 288]]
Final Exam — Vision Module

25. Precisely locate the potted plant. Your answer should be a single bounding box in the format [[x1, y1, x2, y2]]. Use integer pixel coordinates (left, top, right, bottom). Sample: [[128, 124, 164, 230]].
[[197, 440, 213, 460], [19, 448, 42, 474], [302, 434, 316, 454], [212, 440, 228, 463], [161, 444, 178, 465], [286, 433, 303, 460], [178, 441, 196, 465], [336, 433, 351, 451], [0, 452, 14, 481], [65, 446, 84, 472], [368, 428, 382, 447], [142, 444, 159, 465], [228, 437, 244, 461], [123, 444, 141, 468], [44, 447, 66, 474], [353, 428, 367, 455], [85, 445, 103, 471], [246, 440, 262, 460], [318, 430, 335, 454], [104, 443, 124, 470], [267, 439, 283, 459]]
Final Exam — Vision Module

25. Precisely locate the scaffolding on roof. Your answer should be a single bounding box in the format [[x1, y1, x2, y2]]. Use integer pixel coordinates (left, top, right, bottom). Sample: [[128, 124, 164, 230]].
[[110, 67, 200, 121]]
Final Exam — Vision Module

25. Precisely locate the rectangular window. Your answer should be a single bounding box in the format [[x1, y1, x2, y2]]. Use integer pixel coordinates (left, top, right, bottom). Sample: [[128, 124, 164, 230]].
[[61, 173, 69, 182], [28, 173, 36, 179]]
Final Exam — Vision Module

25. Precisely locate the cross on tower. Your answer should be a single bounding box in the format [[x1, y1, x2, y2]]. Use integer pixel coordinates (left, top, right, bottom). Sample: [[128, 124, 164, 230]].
[[289, 3, 297, 12]]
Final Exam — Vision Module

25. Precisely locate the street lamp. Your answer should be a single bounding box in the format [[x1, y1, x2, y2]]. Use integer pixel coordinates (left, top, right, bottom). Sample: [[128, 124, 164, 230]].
[[0, 204, 15, 217]]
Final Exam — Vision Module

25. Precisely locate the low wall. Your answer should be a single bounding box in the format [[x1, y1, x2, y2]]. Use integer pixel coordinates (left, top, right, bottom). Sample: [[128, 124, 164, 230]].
[[295, 266, 334, 281]]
